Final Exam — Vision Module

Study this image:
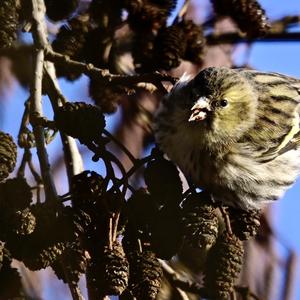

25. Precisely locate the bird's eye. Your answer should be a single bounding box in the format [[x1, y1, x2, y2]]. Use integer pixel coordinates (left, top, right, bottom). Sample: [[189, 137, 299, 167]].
[[219, 99, 228, 108]]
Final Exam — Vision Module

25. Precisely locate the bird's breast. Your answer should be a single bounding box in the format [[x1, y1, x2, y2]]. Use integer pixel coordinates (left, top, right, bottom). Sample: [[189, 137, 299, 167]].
[[160, 130, 300, 209]]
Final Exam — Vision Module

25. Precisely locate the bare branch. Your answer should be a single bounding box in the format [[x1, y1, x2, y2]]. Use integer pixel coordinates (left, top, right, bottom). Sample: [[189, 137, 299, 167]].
[[206, 32, 300, 45], [44, 49, 176, 92], [29, 0, 57, 202], [43, 67, 84, 182], [30, 48, 57, 201], [60, 257, 85, 300]]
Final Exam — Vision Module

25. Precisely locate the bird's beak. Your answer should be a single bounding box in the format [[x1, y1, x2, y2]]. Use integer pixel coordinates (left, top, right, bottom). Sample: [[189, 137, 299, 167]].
[[188, 97, 211, 122]]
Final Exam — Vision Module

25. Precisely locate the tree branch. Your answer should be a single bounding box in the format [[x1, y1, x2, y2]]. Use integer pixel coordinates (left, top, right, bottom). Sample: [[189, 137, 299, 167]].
[[29, 0, 57, 202], [44, 49, 176, 92], [206, 32, 300, 45], [43, 66, 84, 183], [30, 49, 57, 201]]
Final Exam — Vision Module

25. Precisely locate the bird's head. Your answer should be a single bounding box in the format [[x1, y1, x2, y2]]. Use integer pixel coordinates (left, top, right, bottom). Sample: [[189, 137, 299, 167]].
[[182, 67, 258, 146]]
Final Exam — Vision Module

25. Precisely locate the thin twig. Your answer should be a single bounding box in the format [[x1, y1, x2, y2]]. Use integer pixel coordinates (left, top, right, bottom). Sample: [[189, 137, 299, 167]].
[[103, 129, 137, 165], [108, 217, 113, 250], [60, 258, 85, 300], [114, 154, 153, 189], [17, 98, 31, 148], [206, 32, 300, 45], [112, 212, 120, 242], [44, 49, 176, 92], [178, 0, 190, 18], [17, 149, 28, 178], [219, 206, 233, 235], [24, 149, 42, 184]]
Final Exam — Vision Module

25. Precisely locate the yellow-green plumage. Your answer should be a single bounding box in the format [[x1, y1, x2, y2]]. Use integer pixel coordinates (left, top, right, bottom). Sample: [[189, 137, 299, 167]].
[[154, 67, 300, 209]]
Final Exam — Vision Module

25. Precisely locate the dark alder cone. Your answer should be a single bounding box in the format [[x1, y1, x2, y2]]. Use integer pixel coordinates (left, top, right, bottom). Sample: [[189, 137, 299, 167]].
[[54, 102, 106, 144], [23, 242, 66, 271], [0, 248, 24, 298], [45, 0, 79, 22], [178, 20, 206, 65], [83, 27, 112, 67], [10, 208, 36, 236], [211, 0, 270, 37], [51, 242, 88, 284], [0, 0, 18, 50], [0, 260, 24, 299], [89, 78, 127, 114], [153, 25, 187, 70], [126, 188, 159, 231], [0, 177, 32, 212], [89, 0, 123, 31], [204, 233, 244, 300], [88, 241, 129, 296], [150, 205, 183, 260], [124, 0, 142, 14], [125, 0, 177, 15], [181, 193, 218, 249], [71, 170, 105, 210], [7, 240, 66, 271], [0, 131, 17, 182], [6, 203, 66, 271], [127, 249, 163, 300], [131, 31, 156, 73], [126, 0, 177, 30], [127, 4, 168, 31], [57, 206, 92, 239], [229, 208, 261, 240], [52, 14, 90, 80], [144, 157, 183, 205]]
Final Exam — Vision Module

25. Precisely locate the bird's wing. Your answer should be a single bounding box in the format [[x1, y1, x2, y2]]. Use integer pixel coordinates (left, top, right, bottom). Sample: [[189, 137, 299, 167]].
[[239, 70, 300, 163], [255, 113, 300, 163]]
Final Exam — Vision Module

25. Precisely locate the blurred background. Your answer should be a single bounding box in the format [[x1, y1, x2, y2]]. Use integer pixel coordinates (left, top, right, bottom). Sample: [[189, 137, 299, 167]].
[[1, 0, 300, 299]]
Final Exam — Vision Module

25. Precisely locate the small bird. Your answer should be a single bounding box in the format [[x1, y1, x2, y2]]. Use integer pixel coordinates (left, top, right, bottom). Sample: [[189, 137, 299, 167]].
[[154, 67, 300, 210]]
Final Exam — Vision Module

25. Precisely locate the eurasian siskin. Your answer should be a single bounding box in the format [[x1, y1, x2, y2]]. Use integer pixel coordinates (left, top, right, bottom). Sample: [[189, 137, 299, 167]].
[[154, 67, 300, 210]]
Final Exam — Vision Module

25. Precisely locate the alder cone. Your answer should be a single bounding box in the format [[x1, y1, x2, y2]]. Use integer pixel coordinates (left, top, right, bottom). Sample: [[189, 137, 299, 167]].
[[179, 20, 206, 65], [0, 132, 17, 182], [52, 14, 90, 80], [0, 0, 18, 50], [10, 208, 36, 236], [229, 207, 261, 240], [204, 233, 244, 299], [182, 193, 218, 249], [45, 0, 79, 21], [54, 102, 105, 144], [51, 242, 88, 284], [127, 250, 163, 300], [154, 25, 187, 70], [0, 177, 32, 212], [211, 0, 270, 37], [144, 157, 183, 205], [87, 242, 129, 296]]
